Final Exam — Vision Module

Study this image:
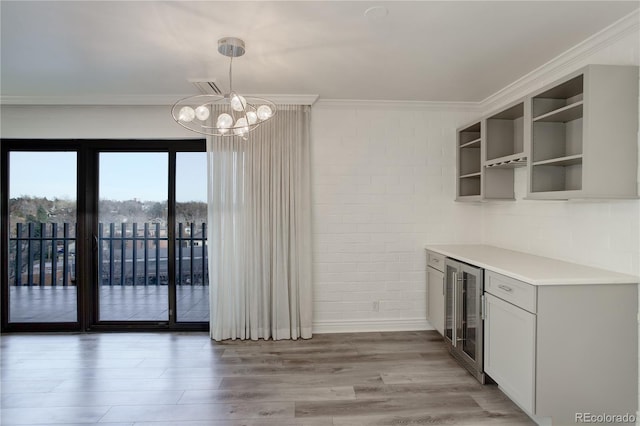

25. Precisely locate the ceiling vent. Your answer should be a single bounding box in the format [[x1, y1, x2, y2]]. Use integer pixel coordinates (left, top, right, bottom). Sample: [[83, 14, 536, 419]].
[[189, 80, 223, 95]]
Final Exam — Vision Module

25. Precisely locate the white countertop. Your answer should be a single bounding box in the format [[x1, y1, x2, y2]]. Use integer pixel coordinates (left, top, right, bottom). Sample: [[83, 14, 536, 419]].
[[425, 244, 639, 286]]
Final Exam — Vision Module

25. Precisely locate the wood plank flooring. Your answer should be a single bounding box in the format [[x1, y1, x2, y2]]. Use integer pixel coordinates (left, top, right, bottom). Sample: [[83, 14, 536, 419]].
[[0, 330, 535, 425]]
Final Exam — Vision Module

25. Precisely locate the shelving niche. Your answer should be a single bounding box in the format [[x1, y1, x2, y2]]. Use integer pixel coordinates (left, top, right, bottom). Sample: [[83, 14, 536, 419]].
[[530, 73, 584, 194], [527, 64, 638, 199], [457, 121, 482, 200], [484, 101, 526, 200]]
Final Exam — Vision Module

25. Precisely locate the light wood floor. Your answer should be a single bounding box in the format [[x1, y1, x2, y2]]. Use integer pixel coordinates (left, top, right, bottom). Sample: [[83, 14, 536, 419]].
[[0, 330, 535, 425]]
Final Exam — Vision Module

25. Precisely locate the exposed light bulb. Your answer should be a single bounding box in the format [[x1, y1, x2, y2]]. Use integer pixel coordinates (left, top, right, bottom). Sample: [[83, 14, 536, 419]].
[[217, 113, 233, 128], [257, 105, 273, 121], [216, 113, 233, 134], [233, 117, 249, 136], [195, 105, 210, 121], [230, 95, 247, 112], [246, 111, 258, 125], [179, 106, 195, 122]]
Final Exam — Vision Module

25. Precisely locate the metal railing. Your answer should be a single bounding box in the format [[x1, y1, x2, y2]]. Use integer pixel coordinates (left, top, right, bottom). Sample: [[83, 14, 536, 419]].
[[9, 222, 76, 286], [9, 222, 208, 287]]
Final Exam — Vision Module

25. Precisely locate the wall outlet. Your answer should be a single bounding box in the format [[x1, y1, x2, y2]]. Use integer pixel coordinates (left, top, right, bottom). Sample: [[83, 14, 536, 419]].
[[373, 301, 380, 312]]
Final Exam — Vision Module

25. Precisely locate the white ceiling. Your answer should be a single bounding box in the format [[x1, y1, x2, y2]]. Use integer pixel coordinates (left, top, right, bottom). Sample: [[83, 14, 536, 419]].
[[1, 1, 638, 103]]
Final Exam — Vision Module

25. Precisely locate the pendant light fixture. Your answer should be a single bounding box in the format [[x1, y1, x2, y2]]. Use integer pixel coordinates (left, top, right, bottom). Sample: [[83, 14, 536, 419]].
[[171, 37, 276, 140]]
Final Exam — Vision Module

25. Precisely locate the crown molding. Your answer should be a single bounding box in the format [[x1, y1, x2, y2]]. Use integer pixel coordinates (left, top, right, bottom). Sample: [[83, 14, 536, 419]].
[[0, 94, 319, 106], [250, 94, 318, 105], [0, 95, 179, 106], [480, 9, 640, 112], [314, 99, 481, 112]]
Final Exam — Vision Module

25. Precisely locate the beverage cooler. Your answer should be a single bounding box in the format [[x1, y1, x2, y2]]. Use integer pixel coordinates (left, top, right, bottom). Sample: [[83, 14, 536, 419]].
[[444, 258, 485, 383]]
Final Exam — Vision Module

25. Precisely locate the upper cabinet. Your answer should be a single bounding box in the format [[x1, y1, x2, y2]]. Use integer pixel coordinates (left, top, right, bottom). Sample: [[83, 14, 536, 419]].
[[527, 64, 639, 199], [456, 100, 528, 202], [455, 64, 639, 202], [456, 121, 482, 201]]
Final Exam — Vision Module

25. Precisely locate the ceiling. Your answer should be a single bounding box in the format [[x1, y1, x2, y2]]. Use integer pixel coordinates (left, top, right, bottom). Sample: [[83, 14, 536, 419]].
[[1, 1, 638, 103]]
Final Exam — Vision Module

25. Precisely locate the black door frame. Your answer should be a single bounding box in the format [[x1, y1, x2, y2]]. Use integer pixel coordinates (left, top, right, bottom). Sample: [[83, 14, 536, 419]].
[[1, 139, 208, 332]]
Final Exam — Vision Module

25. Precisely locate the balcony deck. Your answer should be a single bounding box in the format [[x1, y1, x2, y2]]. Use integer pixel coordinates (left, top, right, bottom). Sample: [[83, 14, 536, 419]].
[[9, 286, 209, 323]]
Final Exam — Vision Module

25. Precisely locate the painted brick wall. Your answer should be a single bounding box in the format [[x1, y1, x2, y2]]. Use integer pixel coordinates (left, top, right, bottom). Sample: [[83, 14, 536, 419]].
[[310, 103, 481, 332]]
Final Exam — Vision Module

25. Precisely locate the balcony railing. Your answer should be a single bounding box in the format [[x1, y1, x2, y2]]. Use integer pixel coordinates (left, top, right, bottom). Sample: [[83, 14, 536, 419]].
[[8, 222, 208, 287]]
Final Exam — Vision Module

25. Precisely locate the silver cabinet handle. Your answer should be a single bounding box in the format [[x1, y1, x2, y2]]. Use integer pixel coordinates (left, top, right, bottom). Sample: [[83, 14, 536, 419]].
[[498, 284, 513, 292], [481, 294, 486, 320], [452, 271, 457, 344]]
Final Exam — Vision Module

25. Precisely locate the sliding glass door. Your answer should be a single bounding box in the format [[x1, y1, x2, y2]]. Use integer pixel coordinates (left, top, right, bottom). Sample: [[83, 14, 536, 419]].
[[97, 152, 170, 322], [175, 152, 209, 322], [1, 140, 208, 332], [6, 151, 79, 325]]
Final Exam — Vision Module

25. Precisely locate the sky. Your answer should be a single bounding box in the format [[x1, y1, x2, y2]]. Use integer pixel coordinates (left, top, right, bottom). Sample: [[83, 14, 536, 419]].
[[9, 151, 207, 202]]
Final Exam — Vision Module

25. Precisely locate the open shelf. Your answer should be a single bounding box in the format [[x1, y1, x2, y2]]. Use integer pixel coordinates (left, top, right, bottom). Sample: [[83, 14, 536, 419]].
[[460, 138, 481, 148], [458, 174, 481, 197], [460, 172, 481, 179], [486, 102, 524, 161], [532, 154, 582, 167], [532, 74, 583, 118], [532, 163, 582, 193], [531, 118, 583, 163], [459, 122, 481, 146], [457, 121, 483, 200], [481, 101, 524, 200], [533, 101, 583, 123], [527, 65, 640, 199], [530, 72, 584, 196], [459, 146, 481, 176]]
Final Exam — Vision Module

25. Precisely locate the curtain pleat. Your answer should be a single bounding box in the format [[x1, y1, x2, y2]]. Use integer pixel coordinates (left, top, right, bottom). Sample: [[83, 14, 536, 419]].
[[206, 105, 312, 341]]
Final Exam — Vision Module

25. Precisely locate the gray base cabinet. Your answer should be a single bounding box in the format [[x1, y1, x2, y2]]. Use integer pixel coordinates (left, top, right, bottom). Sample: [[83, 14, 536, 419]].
[[484, 293, 536, 414], [484, 271, 638, 425]]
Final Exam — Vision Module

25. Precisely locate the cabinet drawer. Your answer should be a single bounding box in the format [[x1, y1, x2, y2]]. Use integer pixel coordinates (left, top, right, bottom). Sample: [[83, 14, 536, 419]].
[[426, 251, 445, 272], [486, 271, 536, 313]]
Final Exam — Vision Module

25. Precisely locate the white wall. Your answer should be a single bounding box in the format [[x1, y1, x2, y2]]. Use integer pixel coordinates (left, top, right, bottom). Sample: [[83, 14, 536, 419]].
[[310, 102, 482, 332], [0, 105, 198, 139], [480, 27, 640, 276]]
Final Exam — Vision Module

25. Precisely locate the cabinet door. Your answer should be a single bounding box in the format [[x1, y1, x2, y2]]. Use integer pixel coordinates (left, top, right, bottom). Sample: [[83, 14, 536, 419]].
[[459, 264, 483, 364], [444, 263, 457, 345], [484, 293, 536, 414], [427, 266, 444, 335]]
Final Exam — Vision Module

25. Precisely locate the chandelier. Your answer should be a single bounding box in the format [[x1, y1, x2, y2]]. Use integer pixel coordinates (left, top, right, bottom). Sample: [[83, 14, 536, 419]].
[[171, 37, 276, 139]]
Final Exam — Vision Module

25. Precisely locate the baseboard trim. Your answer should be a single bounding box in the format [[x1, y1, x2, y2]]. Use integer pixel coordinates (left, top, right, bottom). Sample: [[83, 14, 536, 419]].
[[313, 318, 433, 334]]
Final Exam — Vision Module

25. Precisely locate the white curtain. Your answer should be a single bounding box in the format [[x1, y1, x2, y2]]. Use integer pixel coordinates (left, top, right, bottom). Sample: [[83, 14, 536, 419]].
[[206, 105, 312, 341]]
